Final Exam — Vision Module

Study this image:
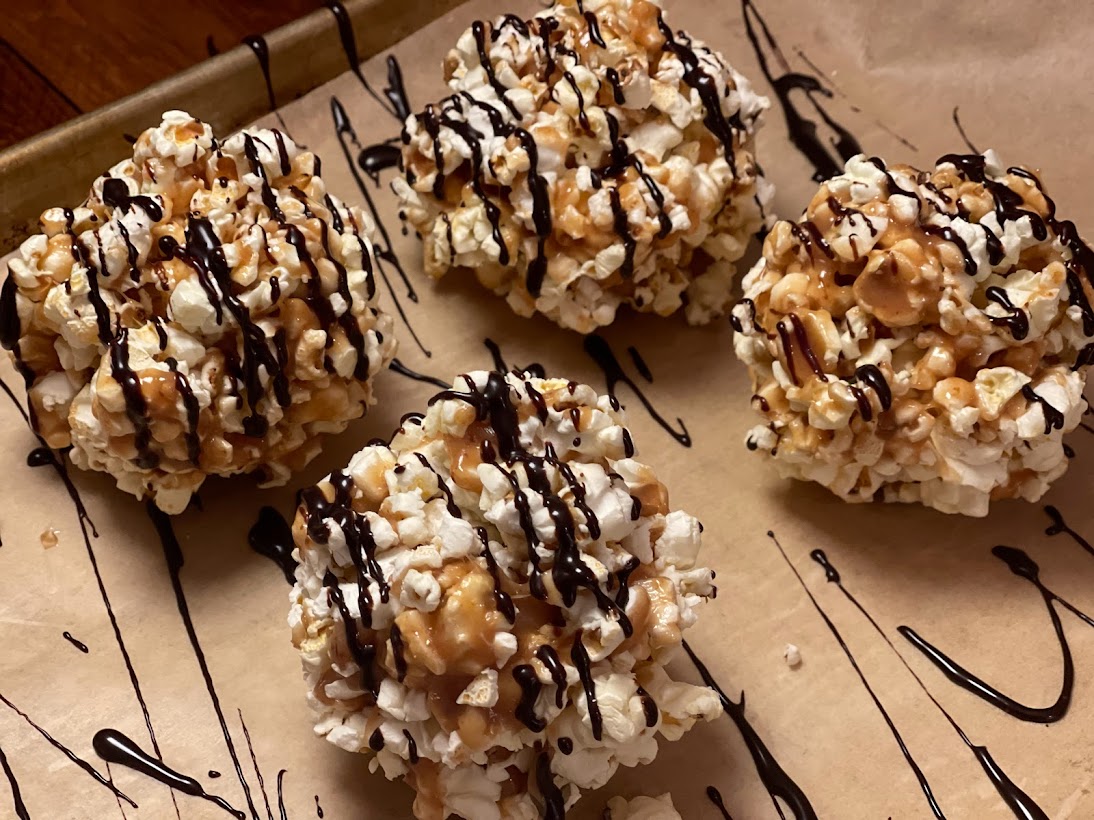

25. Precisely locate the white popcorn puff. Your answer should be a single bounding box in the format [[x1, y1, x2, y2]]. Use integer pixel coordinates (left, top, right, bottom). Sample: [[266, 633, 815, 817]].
[[734, 152, 1094, 516], [1, 112, 397, 513], [394, 0, 773, 332], [290, 370, 718, 819], [604, 793, 682, 819]]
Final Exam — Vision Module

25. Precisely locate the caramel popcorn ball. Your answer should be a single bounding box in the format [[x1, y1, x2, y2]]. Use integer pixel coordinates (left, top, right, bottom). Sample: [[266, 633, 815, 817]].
[[393, 0, 772, 333], [733, 152, 1094, 516], [0, 111, 396, 513], [289, 370, 718, 819]]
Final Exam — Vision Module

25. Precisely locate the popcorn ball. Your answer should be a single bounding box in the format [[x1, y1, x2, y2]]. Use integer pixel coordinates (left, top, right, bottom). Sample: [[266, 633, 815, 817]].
[[289, 369, 719, 819], [733, 152, 1094, 516], [394, 0, 772, 333], [0, 111, 396, 513]]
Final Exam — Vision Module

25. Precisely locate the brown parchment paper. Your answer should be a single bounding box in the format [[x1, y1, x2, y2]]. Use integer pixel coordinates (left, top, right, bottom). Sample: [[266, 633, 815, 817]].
[[4, 1, 1094, 818]]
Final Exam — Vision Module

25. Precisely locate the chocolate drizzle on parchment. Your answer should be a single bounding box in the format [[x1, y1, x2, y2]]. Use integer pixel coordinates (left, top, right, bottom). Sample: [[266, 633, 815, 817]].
[[241, 35, 292, 136], [805, 548, 1048, 820], [93, 728, 245, 818], [683, 640, 818, 820], [901, 544, 1094, 725], [147, 504, 262, 819], [741, 0, 863, 182], [0, 744, 29, 820], [0, 377, 179, 816], [768, 532, 946, 818]]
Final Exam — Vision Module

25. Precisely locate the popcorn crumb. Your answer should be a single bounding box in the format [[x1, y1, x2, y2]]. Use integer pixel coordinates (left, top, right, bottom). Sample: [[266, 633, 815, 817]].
[[40, 527, 59, 549], [784, 643, 801, 668], [395, 0, 772, 332], [290, 370, 718, 819], [605, 793, 681, 819]]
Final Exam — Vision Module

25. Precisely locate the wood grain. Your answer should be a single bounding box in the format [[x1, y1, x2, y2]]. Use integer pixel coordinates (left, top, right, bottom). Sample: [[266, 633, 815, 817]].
[[0, 0, 315, 149], [0, 39, 81, 149]]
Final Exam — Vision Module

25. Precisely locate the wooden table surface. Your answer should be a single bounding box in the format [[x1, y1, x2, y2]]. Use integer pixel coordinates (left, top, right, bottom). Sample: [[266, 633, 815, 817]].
[[0, 0, 316, 150]]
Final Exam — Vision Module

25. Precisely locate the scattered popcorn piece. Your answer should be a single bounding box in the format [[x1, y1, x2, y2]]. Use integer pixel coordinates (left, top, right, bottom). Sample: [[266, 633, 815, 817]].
[[394, 0, 773, 332], [0, 111, 397, 513], [734, 152, 1094, 516], [290, 370, 718, 819], [40, 527, 59, 549], [784, 643, 802, 668], [605, 793, 682, 819]]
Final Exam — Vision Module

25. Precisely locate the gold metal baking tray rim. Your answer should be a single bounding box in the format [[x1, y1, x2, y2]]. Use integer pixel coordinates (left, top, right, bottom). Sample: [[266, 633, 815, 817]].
[[0, 0, 465, 251]]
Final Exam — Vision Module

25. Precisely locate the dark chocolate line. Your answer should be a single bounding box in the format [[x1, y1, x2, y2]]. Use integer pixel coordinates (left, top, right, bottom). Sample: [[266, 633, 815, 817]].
[[324, 1, 401, 119], [276, 771, 288, 820], [62, 631, 89, 653], [741, 0, 862, 181], [93, 729, 244, 818], [0, 693, 136, 808], [810, 549, 1049, 820], [330, 96, 430, 356], [389, 358, 448, 389], [706, 785, 733, 820], [0, 744, 30, 820], [238, 711, 274, 820], [1043, 505, 1094, 558], [901, 545, 1094, 724], [768, 533, 945, 818], [241, 35, 292, 135], [0, 377, 177, 816], [951, 107, 979, 154], [247, 506, 297, 584], [682, 641, 817, 820], [583, 334, 690, 446], [147, 504, 260, 819]]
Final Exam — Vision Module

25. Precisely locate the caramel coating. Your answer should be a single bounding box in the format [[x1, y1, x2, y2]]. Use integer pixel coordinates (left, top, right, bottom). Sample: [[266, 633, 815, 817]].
[[733, 152, 1094, 516], [289, 370, 718, 819], [394, 0, 772, 332], [1, 112, 396, 512]]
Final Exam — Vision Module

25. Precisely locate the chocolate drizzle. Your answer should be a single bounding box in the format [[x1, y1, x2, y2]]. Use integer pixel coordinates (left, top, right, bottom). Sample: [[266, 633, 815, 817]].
[[635, 685, 658, 727], [93, 729, 244, 818], [248, 506, 298, 584], [768, 534, 945, 818], [0, 745, 29, 820], [0, 377, 174, 814], [902, 545, 1094, 724], [706, 786, 733, 819], [480, 528, 516, 623], [390, 358, 448, 389], [241, 35, 291, 135], [62, 631, 89, 653], [809, 549, 1048, 820], [583, 334, 690, 446], [430, 373, 633, 632], [402, 730, 419, 764], [0, 692, 136, 808], [536, 645, 568, 708], [102, 177, 163, 223], [513, 665, 547, 732], [984, 286, 1029, 340], [571, 631, 603, 740], [27, 446, 53, 467], [110, 329, 158, 469], [330, 96, 431, 356], [535, 749, 565, 820], [1044, 505, 1094, 558], [325, 1, 401, 118], [922, 224, 976, 275], [657, 16, 742, 173], [682, 641, 818, 820], [147, 504, 261, 818], [1020, 385, 1064, 435], [741, 0, 862, 182]]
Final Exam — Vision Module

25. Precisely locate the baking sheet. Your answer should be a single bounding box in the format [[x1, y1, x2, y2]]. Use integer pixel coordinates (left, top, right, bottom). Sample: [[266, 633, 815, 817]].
[[4, 0, 1094, 817]]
